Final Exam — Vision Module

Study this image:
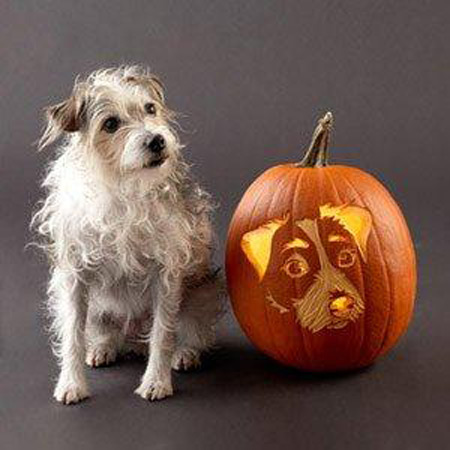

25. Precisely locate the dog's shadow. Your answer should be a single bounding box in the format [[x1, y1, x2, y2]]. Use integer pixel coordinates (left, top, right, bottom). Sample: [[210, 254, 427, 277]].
[[89, 338, 373, 402]]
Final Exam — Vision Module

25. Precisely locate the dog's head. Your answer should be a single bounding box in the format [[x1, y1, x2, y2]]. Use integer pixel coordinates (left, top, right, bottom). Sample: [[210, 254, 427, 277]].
[[241, 204, 372, 332], [40, 66, 180, 183]]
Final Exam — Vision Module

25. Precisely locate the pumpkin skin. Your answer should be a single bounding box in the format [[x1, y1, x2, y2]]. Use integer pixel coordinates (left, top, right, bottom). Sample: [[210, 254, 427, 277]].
[[226, 113, 416, 372]]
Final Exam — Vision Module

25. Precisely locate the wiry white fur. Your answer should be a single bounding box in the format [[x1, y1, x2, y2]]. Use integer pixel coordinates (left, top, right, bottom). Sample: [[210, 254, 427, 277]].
[[31, 66, 224, 404]]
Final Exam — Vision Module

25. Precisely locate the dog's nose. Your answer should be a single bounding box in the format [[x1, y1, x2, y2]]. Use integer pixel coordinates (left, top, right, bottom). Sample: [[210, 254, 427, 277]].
[[146, 135, 166, 153]]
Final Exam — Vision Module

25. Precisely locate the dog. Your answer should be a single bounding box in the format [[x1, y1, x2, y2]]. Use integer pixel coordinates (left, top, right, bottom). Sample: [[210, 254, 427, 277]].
[[241, 204, 372, 333], [31, 65, 224, 404]]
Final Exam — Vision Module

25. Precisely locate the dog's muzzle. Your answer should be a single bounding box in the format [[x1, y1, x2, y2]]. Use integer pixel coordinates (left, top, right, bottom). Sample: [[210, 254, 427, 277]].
[[143, 134, 168, 168]]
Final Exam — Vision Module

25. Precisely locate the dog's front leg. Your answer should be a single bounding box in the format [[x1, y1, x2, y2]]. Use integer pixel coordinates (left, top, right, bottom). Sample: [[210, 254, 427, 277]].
[[135, 275, 181, 401], [50, 267, 89, 405]]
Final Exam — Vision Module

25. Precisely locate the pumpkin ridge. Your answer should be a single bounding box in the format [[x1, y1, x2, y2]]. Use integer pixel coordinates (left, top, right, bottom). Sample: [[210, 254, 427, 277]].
[[284, 169, 309, 366], [325, 168, 367, 365], [292, 168, 312, 367], [313, 169, 329, 369], [263, 170, 300, 364], [242, 169, 288, 244], [245, 170, 290, 362], [348, 171, 416, 355], [337, 170, 393, 365], [235, 170, 288, 359]]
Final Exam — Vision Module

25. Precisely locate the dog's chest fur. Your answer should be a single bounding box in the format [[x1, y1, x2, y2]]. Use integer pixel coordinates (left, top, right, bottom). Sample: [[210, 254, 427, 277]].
[[38, 150, 213, 321], [81, 188, 191, 320], [85, 187, 193, 279]]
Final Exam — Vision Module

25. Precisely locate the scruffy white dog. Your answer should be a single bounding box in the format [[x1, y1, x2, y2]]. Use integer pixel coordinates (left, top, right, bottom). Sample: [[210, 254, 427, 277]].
[[32, 65, 224, 405]]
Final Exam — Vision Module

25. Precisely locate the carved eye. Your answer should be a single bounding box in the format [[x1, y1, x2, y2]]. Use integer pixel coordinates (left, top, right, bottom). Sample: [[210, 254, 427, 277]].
[[102, 116, 121, 133], [281, 255, 309, 278], [338, 248, 357, 268], [145, 102, 157, 115]]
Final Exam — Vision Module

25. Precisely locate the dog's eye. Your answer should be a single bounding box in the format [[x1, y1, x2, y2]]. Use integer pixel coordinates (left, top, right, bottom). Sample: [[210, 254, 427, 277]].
[[281, 256, 309, 278], [338, 248, 357, 268], [145, 102, 157, 115], [102, 116, 121, 133]]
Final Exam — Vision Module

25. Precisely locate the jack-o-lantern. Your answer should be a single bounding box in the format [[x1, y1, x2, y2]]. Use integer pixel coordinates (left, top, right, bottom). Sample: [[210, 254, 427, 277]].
[[226, 113, 416, 372]]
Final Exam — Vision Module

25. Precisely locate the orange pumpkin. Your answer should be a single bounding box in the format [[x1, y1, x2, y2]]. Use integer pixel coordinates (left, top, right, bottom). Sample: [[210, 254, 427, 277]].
[[226, 113, 416, 371]]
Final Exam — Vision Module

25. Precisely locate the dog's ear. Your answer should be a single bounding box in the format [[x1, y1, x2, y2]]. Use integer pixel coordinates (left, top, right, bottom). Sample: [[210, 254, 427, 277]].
[[125, 73, 165, 103], [39, 85, 87, 150], [145, 75, 165, 103], [240, 214, 289, 281]]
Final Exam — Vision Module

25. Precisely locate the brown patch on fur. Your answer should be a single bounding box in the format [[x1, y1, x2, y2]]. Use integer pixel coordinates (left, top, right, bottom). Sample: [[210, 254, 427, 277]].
[[46, 85, 87, 133], [125, 73, 165, 103]]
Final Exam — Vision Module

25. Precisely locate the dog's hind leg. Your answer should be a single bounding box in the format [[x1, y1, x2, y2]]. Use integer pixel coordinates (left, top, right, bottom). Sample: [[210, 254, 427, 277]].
[[85, 307, 123, 368], [172, 271, 225, 371]]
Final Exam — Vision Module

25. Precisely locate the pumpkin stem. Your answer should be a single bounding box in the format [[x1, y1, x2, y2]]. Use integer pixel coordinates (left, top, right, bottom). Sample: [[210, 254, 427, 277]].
[[297, 112, 333, 167]]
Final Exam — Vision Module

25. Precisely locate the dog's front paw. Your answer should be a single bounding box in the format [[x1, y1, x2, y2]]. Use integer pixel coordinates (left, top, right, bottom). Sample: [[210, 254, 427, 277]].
[[86, 344, 117, 368], [134, 378, 173, 401], [172, 348, 201, 371], [54, 382, 89, 405]]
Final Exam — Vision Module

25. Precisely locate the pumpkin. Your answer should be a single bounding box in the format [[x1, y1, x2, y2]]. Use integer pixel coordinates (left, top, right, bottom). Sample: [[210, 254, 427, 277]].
[[225, 112, 416, 372]]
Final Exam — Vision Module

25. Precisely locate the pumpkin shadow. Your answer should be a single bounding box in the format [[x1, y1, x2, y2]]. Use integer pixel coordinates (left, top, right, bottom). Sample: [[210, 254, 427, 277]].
[[201, 340, 375, 393]]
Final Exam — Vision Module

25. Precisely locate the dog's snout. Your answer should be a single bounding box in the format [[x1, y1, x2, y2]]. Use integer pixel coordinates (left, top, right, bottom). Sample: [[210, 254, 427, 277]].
[[145, 135, 166, 153]]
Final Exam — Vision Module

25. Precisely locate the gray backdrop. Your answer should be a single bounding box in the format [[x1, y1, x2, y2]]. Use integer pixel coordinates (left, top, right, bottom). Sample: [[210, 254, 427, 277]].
[[1, 1, 449, 449]]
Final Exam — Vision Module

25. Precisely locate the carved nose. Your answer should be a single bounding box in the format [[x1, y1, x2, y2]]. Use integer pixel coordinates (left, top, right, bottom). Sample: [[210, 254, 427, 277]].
[[146, 134, 166, 153], [329, 295, 355, 318]]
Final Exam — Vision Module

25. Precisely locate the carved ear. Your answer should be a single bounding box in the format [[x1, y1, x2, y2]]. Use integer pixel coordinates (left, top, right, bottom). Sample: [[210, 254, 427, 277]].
[[39, 85, 87, 150], [320, 204, 372, 262], [240, 215, 289, 281]]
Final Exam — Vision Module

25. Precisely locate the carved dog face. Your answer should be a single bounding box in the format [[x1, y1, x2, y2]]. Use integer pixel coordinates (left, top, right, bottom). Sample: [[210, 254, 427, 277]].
[[241, 204, 372, 333]]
